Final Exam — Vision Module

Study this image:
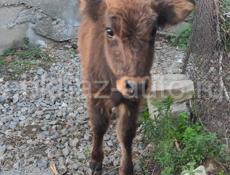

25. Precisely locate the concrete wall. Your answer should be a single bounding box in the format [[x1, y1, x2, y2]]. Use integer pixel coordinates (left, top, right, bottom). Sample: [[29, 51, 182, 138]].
[[0, 0, 81, 52]]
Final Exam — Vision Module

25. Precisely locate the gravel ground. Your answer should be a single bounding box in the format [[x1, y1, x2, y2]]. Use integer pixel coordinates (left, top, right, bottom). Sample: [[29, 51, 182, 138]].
[[0, 41, 184, 175]]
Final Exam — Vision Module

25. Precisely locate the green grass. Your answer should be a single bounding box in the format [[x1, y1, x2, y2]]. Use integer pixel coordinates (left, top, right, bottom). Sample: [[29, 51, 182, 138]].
[[140, 97, 229, 175], [169, 24, 192, 50], [0, 38, 53, 80], [0, 59, 4, 66]]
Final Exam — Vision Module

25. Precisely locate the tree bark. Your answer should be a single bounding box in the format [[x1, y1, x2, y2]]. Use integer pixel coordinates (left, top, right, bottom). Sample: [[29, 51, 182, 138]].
[[184, 0, 230, 140]]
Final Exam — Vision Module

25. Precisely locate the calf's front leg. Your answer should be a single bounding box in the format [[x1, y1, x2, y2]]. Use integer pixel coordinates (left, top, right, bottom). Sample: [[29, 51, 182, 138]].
[[89, 99, 110, 175], [116, 103, 139, 175]]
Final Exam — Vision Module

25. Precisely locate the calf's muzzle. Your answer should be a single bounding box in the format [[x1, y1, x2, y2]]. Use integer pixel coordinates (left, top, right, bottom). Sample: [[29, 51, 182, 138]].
[[116, 76, 151, 99]]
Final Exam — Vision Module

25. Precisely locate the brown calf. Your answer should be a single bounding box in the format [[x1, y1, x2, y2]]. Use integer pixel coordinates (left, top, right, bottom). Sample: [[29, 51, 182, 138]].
[[78, 0, 194, 174]]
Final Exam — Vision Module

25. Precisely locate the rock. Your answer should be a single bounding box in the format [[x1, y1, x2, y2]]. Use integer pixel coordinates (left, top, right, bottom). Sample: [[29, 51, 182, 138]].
[[148, 74, 194, 119], [0, 95, 6, 103], [0, 145, 6, 157], [69, 138, 79, 147], [9, 121, 17, 129], [34, 18, 74, 42], [76, 152, 85, 160], [0, 23, 28, 53], [37, 40, 47, 48], [36, 159, 48, 169], [37, 68, 45, 75], [150, 74, 194, 102], [62, 146, 70, 156], [13, 161, 21, 169], [171, 103, 189, 116], [0, 165, 51, 175], [13, 94, 19, 103], [182, 166, 207, 175], [58, 157, 67, 174], [19, 116, 26, 121]]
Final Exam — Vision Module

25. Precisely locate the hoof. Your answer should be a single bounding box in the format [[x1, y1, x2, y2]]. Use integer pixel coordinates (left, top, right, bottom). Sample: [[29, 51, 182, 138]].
[[90, 161, 103, 175]]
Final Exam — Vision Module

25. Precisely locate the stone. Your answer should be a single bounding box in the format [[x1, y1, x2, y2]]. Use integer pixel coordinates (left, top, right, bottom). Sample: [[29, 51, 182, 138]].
[[0, 166, 51, 175], [34, 18, 74, 42], [149, 74, 194, 102], [58, 157, 67, 174], [0, 6, 24, 26], [148, 74, 194, 119], [0, 24, 28, 53], [36, 40, 47, 48], [171, 103, 189, 116], [69, 138, 79, 147], [0, 0, 80, 52], [36, 159, 48, 169], [0, 96, 6, 103], [0, 145, 6, 157], [36, 68, 45, 75], [19, 116, 26, 121], [13, 94, 19, 103], [62, 146, 70, 157], [182, 166, 207, 175], [9, 121, 17, 129]]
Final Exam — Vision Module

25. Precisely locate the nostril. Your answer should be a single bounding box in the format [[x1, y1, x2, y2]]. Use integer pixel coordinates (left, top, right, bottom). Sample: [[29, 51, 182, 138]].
[[125, 80, 135, 95], [125, 80, 132, 89], [144, 79, 149, 90]]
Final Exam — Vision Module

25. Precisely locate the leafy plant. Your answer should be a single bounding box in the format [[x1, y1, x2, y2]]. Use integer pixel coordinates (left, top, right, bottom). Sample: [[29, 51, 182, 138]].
[[170, 24, 192, 49], [141, 97, 228, 175], [0, 38, 53, 80], [0, 38, 49, 61]]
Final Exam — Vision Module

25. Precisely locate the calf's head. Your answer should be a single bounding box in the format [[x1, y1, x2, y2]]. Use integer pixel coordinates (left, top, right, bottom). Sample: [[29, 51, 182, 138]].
[[80, 0, 195, 99]]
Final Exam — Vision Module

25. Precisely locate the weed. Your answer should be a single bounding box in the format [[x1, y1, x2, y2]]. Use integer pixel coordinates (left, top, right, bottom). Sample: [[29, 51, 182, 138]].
[[170, 24, 192, 49], [0, 38, 53, 80], [141, 97, 229, 175], [218, 170, 225, 175], [0, 58, 4, 67]]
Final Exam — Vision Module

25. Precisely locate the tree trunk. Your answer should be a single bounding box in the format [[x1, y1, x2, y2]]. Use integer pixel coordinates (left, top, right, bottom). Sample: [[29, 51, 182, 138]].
[[184, 0, 230, 140]]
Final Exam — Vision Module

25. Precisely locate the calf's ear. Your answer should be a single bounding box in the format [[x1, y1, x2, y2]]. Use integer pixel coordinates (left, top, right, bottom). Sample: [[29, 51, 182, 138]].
[[79, 0, 86, 14], [155, 0, 195, 27], [79, 0, 104, 21]]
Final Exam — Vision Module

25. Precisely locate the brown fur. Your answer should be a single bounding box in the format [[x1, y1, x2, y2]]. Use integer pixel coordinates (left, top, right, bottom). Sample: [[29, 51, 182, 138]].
[[78, 0, 194, 174]]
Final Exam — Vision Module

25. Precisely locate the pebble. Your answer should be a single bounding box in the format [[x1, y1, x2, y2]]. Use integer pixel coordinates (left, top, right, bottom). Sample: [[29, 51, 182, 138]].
[[37, 68, 45, 75], [62, 147, 70, 156], [0, 96, 6, 103], [36, 159, 48, 169], [69, 138, 79, 147], [13, 94, 19, 103], [0, 145, 6, 157]]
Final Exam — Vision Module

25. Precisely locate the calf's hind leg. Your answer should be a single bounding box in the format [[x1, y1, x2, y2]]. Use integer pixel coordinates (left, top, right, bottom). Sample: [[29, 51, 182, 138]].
[[89, 99, 110, 175], [116, 103, 139, 175]]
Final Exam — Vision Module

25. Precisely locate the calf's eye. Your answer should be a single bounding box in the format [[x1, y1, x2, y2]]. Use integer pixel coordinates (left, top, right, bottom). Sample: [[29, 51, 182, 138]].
[[105, 27, 114, 38]]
